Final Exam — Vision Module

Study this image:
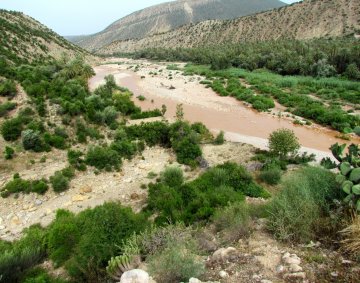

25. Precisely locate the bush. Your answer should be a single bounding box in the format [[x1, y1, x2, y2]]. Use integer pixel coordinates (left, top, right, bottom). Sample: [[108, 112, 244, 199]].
[[214, 131, 225, 145], [31, 180, 48, 195], [0, 101, 16, 117], [267, 167, 340, 243], [161, 166, 184, 188], [0, 79, 17, 97], [1, 117, 23, 141], [147, 162, 269, 225], [268, 128, 300, 159], [22, 129, 44, 152], [67, 150, 86, 171], [173, 136, 202, 166], [212, 202, 251, 243], [47, 210, 80, 267], [258, 168, 282, 185], [341, 216, 360, 258], [4, 146, 15, 160], [50, 172, 69, 193], [61, 203, 148, 282], [85, 146, 121, 171], [22, 267, 69, 283], [148, 243, 205, 283], [354, 126, 360, 137]]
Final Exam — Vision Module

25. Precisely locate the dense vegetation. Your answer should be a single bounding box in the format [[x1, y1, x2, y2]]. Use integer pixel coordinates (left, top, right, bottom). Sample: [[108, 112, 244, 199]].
[[132, 39, 360, 79]]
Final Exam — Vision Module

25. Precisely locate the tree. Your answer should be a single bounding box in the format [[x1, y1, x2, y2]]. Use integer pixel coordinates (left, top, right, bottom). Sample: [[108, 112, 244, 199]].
[[175, 104, 184, 121], [268, 128, 300, 159], [22, 129, 43, 151]]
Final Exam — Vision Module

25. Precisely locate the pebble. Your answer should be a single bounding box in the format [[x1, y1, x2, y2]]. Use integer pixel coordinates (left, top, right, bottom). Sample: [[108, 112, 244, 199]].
[[60, 192, 65, 196], [342, 260, 352, 265], [331, 272, 338, 277], [219, 271, 229, 278], [0, 225, 6, 230], [261, 280, 273, 283], [35, 199, 42, 206]]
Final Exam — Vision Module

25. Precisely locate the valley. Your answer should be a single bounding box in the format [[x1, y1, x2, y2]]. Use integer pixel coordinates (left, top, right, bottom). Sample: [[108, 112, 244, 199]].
[[0, 0, 360, 282], [90, 59, 360, 158]]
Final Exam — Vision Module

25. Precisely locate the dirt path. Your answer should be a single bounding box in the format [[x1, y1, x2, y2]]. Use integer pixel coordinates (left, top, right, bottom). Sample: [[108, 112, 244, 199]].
[[90, 59, 360, 161]]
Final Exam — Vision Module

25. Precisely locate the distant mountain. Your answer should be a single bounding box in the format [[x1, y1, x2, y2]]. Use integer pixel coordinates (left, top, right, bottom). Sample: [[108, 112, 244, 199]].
[[0, 10, 89, 64], [99, 0, 360, 54], [72, 0, 286, 51]]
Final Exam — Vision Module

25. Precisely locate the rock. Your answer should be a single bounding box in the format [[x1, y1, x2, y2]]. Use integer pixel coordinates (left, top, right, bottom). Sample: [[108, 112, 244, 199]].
[[131, 193, 140, 200], [72, 195, 90, 202], [331, 272, 338, 277], [283, 254, 301, 265], [35, 199, 42, 206], [219, 270, 229, 278], [80, 186, 92, 194], [0, 226, 6, 230], [28, 207, 37, 212], [60, 192, 65, 196], [276, 265, 286, 274], [289, 264, 303, 273], [120, 269, 149, 283], [189, 279, 202, 283], [342, 259, 352, 265], [261, 280, 273, 283], [252, 274, 262, 280], [284, 272, 306, 280], [212, 247, 237, 262], [10, 216, 21, 226], [0, 217, 3, 224]]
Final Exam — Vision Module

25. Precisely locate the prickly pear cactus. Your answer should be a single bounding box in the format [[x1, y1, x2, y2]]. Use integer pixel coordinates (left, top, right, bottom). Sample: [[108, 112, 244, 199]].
[[332, 143, 360, 212]]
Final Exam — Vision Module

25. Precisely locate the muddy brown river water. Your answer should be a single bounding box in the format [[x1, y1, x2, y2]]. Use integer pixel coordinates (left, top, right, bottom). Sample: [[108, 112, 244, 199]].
[[89, 62, 360, 159]]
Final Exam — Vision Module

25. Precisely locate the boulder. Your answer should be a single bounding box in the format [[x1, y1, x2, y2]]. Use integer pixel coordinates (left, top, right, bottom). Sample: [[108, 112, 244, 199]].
[[212, 247, 237, 262], [120, 269, 150, 283]]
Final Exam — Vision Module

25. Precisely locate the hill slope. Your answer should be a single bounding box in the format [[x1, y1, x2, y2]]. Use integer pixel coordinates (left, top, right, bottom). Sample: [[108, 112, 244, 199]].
[[73, 0, 286, 51], [99, 0, 360, 54], [0, 10, 88, 64]]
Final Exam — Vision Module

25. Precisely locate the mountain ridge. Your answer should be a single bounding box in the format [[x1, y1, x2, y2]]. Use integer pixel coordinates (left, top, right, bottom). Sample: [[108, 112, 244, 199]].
[[98, 0, 360, 54], [71, 0, 286, 51], [0, 9, 89, 64]]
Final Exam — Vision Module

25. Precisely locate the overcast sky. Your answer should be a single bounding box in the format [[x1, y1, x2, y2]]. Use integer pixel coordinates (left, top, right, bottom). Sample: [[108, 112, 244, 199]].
[[0, 0, 301, 36]]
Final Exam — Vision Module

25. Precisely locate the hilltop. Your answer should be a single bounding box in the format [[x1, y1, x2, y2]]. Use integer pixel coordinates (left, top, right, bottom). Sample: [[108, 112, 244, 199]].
[[0, 9, 89, 64], [99, 0, 360, 54], [71, 0, 286, 52]]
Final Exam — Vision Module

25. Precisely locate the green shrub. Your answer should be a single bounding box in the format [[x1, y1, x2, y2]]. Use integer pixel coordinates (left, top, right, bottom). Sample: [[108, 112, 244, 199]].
[[22, 129, 44, 152], [31, 180, 48, 195], [85, 146, 121, 171], [268, 128, 300, 159], [67, 150, 86, 171], [355, 126, 360, 137], [173, 136, 202, 166], [4, 146, 15, 160], [259, 168, 282, 185], [62, 203, 149, 282], [50, 172, 69, 193], [22, 267, 69, 283], [148, 243, 205, 283], [212, 202, 251, 243], [161, 166, 184, 188], [0, 247, 43, 283], [0, 101, 16, 117], [1, 117, 23, 141], [267, 167, 340, 243], [147, 162, 268, 225], [47, 210, 80, 267], [0, 79, 17, 97], [214, 131, 225, 145]]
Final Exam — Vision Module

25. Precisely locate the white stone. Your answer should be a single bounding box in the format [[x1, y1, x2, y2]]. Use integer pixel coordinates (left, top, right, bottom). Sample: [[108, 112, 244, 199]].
[[189, 279, 202, 283], [212, 247, 237, 262], [261, 280, 273, 283], [0, 226, 5, 230], [289, 264, 303, 273], [284, 272, 306, 280], [219, 270, 229, 278], [276, 265, 286, 273], [120, 269, 149, 283]]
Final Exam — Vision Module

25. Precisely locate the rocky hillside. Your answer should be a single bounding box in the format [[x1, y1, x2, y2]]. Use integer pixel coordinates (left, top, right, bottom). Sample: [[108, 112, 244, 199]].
[[99, 0, 360, 54], [73, 0, 286, 51], [0, 10, 88, 64]]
